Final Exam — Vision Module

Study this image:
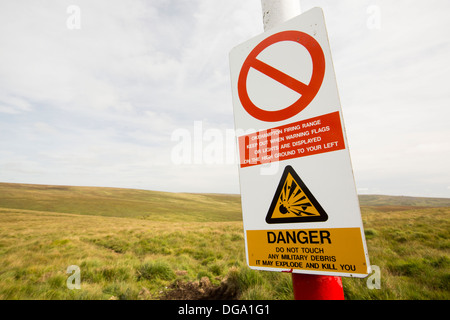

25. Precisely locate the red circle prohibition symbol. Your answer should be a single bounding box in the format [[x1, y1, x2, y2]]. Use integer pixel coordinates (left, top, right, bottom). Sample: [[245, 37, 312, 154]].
[[238, 30, 325, 122]]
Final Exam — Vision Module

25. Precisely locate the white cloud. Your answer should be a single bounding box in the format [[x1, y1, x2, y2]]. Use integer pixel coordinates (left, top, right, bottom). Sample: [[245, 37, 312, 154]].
[[0, 95, 33, 114], [0, 0, 449, 197], [298, 0, 450, 197]]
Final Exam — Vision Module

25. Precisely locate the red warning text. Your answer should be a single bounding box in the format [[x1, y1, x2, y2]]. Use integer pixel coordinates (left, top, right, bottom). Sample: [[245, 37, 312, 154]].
[[238, 111, 345, 168]]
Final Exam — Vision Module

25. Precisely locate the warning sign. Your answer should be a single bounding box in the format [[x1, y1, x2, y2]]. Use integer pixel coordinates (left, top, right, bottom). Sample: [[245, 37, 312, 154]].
[[246, 228, 368, 274], [266, 165, 328, 224], [229, 8, 371, 277], [238, 30, 325, 122], [238, 111, 345, 168]]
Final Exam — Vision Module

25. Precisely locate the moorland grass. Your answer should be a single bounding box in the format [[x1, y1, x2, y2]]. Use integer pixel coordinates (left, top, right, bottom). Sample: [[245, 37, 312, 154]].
[[0, 183, 449, 300]]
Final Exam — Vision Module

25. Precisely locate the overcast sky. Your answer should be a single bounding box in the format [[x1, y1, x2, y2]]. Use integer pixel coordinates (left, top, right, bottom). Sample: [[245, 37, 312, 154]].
[[0, 0, 449, 198]]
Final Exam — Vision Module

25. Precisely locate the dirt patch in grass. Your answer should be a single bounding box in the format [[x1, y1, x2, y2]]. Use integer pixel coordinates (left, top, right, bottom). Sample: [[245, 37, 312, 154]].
[[162, 276, 239, 300]]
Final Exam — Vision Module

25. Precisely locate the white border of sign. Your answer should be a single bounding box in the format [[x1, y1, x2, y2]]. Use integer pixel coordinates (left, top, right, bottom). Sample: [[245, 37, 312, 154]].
[[230, 8, 371, 278]]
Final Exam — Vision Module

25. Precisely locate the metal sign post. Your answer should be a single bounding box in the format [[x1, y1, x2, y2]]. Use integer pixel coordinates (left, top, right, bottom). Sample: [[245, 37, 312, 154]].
[[261, 0, 302, 31]]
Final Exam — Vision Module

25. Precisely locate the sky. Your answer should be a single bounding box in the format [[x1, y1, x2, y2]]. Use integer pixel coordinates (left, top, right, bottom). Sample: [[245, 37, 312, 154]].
[[0, 0, 449, 198]]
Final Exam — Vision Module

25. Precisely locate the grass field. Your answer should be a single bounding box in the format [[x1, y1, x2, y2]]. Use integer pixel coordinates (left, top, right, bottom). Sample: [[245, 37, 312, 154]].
[[0, 183, 448, 300]]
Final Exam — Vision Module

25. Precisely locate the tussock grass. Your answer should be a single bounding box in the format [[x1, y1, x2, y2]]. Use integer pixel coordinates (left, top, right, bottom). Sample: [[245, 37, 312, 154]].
[[0, 183, 449, 300], [0, 208, 247, 299], [342, 206, 450, 299]]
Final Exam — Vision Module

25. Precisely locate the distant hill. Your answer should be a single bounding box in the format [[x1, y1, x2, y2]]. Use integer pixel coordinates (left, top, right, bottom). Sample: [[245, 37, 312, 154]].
[[0, 183, 448, 222], [0, 182, 242, 222], [358, 194, 450, 207]]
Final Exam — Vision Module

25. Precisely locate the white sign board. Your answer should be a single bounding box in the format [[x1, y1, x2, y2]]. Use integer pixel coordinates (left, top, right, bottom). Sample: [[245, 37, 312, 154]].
[[229, 8, 370, 277]]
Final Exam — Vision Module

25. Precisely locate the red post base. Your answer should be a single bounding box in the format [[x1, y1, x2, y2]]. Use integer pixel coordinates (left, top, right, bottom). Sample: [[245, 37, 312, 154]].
[[292, 273, 345, 300]]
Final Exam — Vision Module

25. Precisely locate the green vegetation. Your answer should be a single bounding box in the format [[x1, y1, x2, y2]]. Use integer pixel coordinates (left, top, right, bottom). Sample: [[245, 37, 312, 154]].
[[343, 205, 450, 299], [0, 183, 448, 300], [358, 194, 450, 207], [0, 183, 241, 222], [0, 207, 246, 300]]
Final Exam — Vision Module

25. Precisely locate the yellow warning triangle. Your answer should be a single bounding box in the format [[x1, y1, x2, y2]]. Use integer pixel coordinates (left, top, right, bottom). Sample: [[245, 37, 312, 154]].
[[266, 165, 328, 224]]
